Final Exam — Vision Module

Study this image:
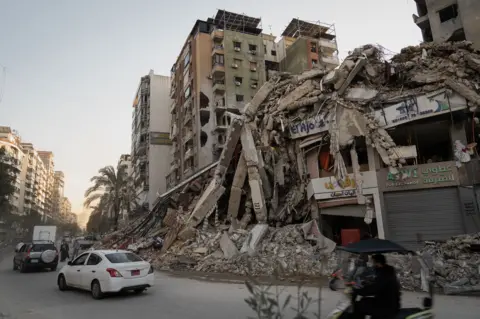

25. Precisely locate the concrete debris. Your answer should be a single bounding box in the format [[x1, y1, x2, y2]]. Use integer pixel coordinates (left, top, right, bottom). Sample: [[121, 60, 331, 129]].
[[98, 41, 480, 291]]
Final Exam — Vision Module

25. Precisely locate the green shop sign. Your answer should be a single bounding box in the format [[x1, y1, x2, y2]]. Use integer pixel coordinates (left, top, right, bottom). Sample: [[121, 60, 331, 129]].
[[386, 164, 455, 187]]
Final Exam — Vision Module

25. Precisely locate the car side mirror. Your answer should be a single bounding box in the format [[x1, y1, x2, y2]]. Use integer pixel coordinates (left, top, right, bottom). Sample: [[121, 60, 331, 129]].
[[67, 261, 72, 266]]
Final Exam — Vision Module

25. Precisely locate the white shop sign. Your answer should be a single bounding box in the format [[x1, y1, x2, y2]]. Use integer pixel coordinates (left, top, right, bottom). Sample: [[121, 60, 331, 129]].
[[288, 89, 467, 139], [374, 89, 467, 129], [307, 171, 378, 200]]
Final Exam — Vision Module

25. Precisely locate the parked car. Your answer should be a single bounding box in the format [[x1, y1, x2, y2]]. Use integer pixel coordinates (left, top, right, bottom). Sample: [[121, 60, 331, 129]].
[[57, 250, 155, 299], [13, 240, 59, 272]]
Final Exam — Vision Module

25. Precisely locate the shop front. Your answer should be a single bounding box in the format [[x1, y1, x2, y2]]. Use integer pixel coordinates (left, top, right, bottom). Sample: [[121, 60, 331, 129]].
[[378, 161, 466, 250], [307, 171, 383, 244]]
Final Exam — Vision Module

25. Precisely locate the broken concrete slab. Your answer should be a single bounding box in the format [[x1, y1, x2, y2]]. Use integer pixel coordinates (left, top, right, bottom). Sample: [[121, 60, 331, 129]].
[[345, 87, 378, 102], [445, 79, 480, 106], [277, 80, 315, 112], [220, 233, 239, 259], [240, 125, 259, 167], [338, 58, 367, 95], [187, 181, 226, 227], [240, 224, 269, 253], [243, 80, 275, 120]]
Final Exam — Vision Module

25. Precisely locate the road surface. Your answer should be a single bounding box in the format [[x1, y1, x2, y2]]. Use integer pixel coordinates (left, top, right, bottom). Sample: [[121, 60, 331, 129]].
[[0, 251, 479, 319]]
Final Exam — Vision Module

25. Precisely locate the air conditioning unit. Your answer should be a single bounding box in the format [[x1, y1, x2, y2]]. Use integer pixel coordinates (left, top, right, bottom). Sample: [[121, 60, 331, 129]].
[[235, 81, 241, 86], [207, 74, 213, 80], [251, 84, 257, 89], [249, 50, 257, 55], [251, 67, 257, 72], [231, 63, 238, 69], [234, 47, 241, 52]]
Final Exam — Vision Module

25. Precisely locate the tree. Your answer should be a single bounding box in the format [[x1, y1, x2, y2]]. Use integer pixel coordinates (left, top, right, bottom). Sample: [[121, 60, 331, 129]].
[[0, 146, 19, 220], [84, 165, 135, 231]]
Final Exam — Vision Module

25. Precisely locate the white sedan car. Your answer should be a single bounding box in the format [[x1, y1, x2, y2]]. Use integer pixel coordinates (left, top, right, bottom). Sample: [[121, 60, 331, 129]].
[[57, 249, 154, 299]]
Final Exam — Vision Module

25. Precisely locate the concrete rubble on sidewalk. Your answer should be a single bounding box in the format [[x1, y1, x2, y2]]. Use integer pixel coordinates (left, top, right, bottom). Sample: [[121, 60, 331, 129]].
[[99, 41, 480, 291]]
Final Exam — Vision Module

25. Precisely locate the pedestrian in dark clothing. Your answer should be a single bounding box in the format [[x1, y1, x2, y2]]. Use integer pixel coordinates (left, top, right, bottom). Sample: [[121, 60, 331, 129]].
[[351, 254, 401, 319], [60, 241, 69, 262]]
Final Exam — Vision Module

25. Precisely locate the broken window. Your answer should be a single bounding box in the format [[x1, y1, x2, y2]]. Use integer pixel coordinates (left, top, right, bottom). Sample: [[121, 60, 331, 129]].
[[249, 44, 257, 51], [236, 95, 244, 102], [212, 54, 224, 65], [234, 76, 243, 84], [311, 42, 317, 53], [438, 4, 458, 23], [233, 41, 241, 49], [271, 50, 277, 56]]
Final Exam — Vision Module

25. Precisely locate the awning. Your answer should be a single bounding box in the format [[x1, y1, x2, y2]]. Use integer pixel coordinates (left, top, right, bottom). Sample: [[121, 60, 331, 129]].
[[299, 133, 327, 149], [320, 204, 373, 218]]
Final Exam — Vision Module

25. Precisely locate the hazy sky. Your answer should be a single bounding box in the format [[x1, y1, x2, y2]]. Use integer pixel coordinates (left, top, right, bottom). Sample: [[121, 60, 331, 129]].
[[0, 0, 421, 219]]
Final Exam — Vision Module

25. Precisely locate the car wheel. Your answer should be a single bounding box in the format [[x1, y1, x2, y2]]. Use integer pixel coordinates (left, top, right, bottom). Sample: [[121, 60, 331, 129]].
[[91, 280, 104, 300], [58, 274, 69, 291], [13, 260, 18, 271], [133, 288, 146, 294], [19, 262, 27, 273]]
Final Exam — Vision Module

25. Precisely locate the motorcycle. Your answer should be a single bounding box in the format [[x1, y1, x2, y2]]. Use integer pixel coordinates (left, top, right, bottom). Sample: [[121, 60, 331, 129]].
[[325, 239, 435, 319]]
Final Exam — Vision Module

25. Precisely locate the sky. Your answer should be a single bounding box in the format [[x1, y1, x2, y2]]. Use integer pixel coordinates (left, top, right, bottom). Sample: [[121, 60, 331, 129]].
[[0, 0, 422, 225]]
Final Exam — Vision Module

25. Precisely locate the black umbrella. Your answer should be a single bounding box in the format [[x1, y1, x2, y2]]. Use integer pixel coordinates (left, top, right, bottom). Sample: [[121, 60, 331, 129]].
[[337, 238, 412, 255]]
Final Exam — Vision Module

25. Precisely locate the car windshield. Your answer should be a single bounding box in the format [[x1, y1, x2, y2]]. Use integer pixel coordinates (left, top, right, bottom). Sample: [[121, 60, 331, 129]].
[[104, 252, 143, 263], [31, 244, 55, 252]]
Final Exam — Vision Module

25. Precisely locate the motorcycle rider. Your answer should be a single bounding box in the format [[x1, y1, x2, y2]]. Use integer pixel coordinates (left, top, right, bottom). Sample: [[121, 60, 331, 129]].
[[351, 254, 401, 319]]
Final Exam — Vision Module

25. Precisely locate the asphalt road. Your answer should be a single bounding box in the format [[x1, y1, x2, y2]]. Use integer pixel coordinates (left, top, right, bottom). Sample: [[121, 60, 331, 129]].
[[0, 252, 479, 319]]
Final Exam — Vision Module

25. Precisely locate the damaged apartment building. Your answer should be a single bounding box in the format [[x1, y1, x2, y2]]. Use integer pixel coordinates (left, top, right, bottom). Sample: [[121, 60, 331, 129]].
[[413, 0, 480, 49], [131, 70, 172, 209], [167, 10, 339, 190]]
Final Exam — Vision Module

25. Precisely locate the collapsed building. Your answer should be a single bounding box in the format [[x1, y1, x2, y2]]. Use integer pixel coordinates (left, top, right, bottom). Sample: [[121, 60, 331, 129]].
[[102, 40, 480, 291]]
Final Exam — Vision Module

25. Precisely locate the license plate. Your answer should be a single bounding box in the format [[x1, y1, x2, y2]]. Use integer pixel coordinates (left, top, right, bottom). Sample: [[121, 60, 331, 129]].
[[30, 259, 38, 263], [131, 270, 140, 276]]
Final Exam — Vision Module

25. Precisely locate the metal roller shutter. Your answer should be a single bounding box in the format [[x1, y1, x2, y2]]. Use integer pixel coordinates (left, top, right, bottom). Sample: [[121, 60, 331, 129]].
[[384, 187, 465, 250]]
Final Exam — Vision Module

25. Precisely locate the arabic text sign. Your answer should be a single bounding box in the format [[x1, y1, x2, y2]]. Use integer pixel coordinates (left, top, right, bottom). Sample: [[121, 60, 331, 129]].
[[380, 161, 459, 191]]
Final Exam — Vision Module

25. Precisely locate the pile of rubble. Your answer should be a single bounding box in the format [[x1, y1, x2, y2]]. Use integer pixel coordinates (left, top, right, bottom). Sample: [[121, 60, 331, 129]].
[[101, 40, 480, 291]]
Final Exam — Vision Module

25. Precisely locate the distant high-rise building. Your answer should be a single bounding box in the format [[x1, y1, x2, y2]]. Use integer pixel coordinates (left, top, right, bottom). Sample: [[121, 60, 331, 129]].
[[0, 126, 24, 214], [131, 71, 172, 209], [38, 151, 55, 217], [412, 0, 480, 49], [52, 171, 65, 217]]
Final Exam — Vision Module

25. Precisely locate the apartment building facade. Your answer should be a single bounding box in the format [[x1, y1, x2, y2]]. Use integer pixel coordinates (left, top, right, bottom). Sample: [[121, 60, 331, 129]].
[[278, 19, 339, 73], [167, 10, 283, 189], [0, 126, 24, 214], [38, 151, 55, 216], [60, 196, 71, 220], [52, 171, 65, 216], [413, 0, 480, 49], [131, 71, 172, 209], [19, 143, 47, 217]]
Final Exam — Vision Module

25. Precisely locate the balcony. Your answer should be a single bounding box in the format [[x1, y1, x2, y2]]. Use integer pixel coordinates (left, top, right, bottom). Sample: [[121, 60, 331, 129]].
[[185, 147, 195, 159], [184, 167, 193, 177], [212, 44, 224, 56], [212, 80, 226, 94], [170, 101, 176, 113], [212, 63, 225, 77], [183, 113, 193, 126], [318, 38, 338, 52], [412, 14, 430, 30], [211, 29, 224, 40], [170, 161, 179, 173], [183, 98, 192, 110], [214, 124, 228, 132], [321, 55, 340, 66], [183, 131, 193, 144]]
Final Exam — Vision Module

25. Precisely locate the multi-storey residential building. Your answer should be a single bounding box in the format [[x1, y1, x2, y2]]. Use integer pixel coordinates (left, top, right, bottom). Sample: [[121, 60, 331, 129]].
[[117, 154, 133, 225], [131, 71, 172, 209], [38, 151, 55, 216], [168, 10, 280, 189], [52, 171, 65, 217], [0, 126, 24, 214], [19, 143, 47, 217], [277, 18, 339, 73], [60, 196, 71, 220], [412, 0, 480, 49]]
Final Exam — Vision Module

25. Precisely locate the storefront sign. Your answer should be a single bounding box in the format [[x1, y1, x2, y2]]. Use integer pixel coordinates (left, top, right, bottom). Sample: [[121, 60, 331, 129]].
[[289, 114, 329, 139], [330, 190, 356, 198], [308, 171, 378, 200], [375, 89, 467, 129], [379, 161, 459, 191]]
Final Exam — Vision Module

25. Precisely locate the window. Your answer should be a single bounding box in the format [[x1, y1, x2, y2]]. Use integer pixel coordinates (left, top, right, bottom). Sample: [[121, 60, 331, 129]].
[[264, 44, 267, 54], [184, 52, 191, 68], [184, 86, 191, 99], [234, 76, 243, 84], [105, 252, 143, 263], [438, 4, 458, 23], [271, 50, 277, 56], [233, 41, 241, 49], [212, 54, 224, 65], [311, 43, 317, 53], [86, 253, 102, 266], [250, 61, 257, 70], [312, 59, 318, 66], [236, 95, 244, 102], [72, 253, 89, 266], [31, 243, 56, 252], [249, 44, 257, 51]]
